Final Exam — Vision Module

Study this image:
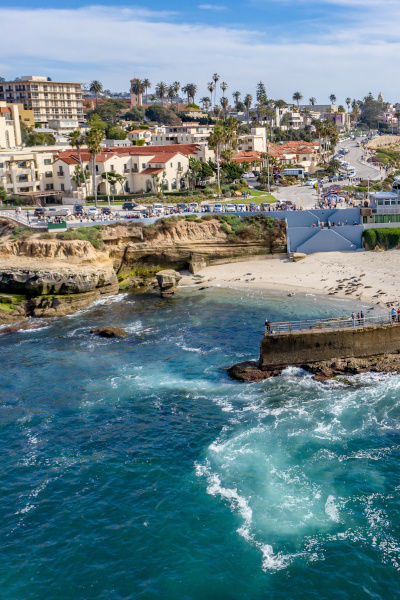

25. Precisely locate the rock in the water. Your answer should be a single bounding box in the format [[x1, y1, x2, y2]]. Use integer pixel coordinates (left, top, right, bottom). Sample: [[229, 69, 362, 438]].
[[155, 269, 182, 297], [90, 327, 128, 338], [0, 321, 45, 335], [292, 253, 306, 262]]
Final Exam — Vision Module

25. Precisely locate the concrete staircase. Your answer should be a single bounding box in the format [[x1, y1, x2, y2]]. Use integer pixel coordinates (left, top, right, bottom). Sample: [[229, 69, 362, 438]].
[[295, 228, 357, 254]]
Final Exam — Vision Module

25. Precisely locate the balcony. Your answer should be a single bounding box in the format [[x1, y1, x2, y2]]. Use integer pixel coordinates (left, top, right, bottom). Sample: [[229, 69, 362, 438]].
[[57, 170, 65, 177]]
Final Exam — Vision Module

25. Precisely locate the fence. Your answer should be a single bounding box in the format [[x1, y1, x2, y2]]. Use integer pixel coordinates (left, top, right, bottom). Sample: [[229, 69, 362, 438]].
[[266, 313, 394, 334]]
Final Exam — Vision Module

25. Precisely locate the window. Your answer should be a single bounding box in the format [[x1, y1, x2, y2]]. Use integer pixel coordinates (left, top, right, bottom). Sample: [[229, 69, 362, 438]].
[[110, 165, 115, 172], [61, 183, 65, 191], [95, 165, 99, 173], [142, 163, 146, 169], [178, 162, 181, 169], [45, 171, 52, 178], [44, 159, 51, 166], [45, 183, 54, 190]]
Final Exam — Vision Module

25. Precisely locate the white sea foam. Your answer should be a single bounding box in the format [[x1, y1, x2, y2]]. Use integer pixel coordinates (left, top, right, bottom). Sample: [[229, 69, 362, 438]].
[[325, 495, 341, 523]]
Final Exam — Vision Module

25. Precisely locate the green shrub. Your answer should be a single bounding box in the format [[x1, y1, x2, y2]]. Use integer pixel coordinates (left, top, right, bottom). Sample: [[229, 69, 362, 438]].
[[363, 227, 400, 250], [39, 232, 56, 239], [56, 225, 105, 249], [10, 227, 34, 241]]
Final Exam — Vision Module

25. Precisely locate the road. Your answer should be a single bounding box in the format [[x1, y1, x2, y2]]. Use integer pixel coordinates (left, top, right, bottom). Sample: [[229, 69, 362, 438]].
[[276, 140, 381, 209]]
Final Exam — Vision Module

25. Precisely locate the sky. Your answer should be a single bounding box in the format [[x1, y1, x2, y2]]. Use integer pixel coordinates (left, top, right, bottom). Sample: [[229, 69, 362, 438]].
[[0, 0, 398, 105]]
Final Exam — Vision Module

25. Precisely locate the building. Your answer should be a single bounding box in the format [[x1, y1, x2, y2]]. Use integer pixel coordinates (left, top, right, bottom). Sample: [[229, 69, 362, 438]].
[[127, 129, 153, 145], [237, 127, 267, 153], [7, 103, 35, 127], [0, 76, 84, 128], [0, 102, 22, 149], [0, 148, 56, 194], [130, 79, 143, 107]]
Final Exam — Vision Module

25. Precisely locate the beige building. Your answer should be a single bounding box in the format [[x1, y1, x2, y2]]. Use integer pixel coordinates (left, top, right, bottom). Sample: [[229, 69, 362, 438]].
[[8, 103, 35, 127], [127, 129, 153, 145], [0, 102, 22, 149], [0, 148, 56, 194], [237, 127, 267, 153], [0, 76, 84, 128]]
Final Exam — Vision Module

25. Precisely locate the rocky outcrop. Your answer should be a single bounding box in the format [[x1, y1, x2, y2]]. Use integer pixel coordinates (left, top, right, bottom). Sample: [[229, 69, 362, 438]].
[[156, 269, 182, 297], [90, 327, 128, 338]]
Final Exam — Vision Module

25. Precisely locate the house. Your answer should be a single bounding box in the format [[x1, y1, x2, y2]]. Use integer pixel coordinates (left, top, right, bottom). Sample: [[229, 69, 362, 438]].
[[127, 129, 153, 145]]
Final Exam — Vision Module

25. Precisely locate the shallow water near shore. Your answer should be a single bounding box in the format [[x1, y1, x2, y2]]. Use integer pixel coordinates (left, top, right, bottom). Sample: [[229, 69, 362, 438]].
[[1, 288, 400, 599]]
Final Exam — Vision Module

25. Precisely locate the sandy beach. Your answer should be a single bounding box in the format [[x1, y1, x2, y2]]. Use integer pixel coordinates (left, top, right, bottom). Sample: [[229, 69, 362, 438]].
[[180, 250, 400, 308]]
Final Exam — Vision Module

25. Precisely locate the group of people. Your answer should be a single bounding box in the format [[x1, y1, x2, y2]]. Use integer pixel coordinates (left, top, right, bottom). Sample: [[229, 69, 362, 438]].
[[351, 311, 365, 326]]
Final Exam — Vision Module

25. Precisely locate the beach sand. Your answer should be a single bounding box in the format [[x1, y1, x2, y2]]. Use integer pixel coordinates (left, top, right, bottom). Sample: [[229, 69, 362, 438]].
[[180, 250, 400, 307]]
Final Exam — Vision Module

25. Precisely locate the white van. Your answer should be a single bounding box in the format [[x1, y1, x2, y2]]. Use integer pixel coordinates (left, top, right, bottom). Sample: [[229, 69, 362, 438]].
[[236, 204, 246, 212], [213, 203, 223, 213], [153, 203, 165, 214], [224, 203, 237, 213]]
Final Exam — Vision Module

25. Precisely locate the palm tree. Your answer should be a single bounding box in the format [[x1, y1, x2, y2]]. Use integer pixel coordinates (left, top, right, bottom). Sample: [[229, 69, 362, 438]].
[[67, 130, 87, 194], [220, 81, 228, 97], [273, 99, 287, 131], [208, 82, 215, 109], [182, 84, 190, 106], [167, 85, 175, 107], [200, 96, 211, 110], [345, 97, 352, 112], [214, 105, 221, 119], [142, 78, 151, 105], [232, 91, 241, 109], [220, 96, 229, 119], [329, 94, 337, 104], [309, 97, 317, 106], [130, 79, 144, 106], [173, 81, 181, 106], [85, 127, 104, 207], [187, 83, 198, 105], [244, 94, 253, 124], [89, 80, 103, 108], [212, 73, 220, 108], [292, 92, 303, 108], [155, 82, 167, 106]]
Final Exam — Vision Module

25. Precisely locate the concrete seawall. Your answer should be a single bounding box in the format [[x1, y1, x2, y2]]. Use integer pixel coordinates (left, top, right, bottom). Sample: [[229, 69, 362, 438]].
[[260, 324, 400, 369], [229, 323, 400, 382]]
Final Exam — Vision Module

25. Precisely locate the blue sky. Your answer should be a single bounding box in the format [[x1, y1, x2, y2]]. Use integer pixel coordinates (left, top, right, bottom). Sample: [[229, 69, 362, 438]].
[[0, 1, 398, 104]]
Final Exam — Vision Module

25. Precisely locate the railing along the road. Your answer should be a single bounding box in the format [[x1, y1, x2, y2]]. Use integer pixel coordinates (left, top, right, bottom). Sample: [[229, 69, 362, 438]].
[[266, 313, 394, 334], [0, 210, 45, 229]]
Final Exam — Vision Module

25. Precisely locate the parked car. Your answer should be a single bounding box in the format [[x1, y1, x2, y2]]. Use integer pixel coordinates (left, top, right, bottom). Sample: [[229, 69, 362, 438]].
[[305, 179, 317, 186], [202, 204, 212, 212], [356, 142, 361, 147], [189, 202, 199, 211], [45, 207, 71, 217], [34, 207, 45, 217], [213, 203, 223, 213], [224, 203, 237, 212], [236, 204, 246, 212], [73, 205, 84, 215], [153, 202, 164, 214], [102, 207, 112, 215], [249, 202, 259, 211], [338, 174, 347, 181], [177, 203, 188, 211], [261, 203, 271, 211], [122, 202, 137, 211], [329, 175, 340, 182], [243, 172, 254, 179], [88, 207, 99, 217]]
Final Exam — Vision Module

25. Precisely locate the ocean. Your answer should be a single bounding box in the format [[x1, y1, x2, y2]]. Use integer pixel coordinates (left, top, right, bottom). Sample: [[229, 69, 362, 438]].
[[1, 287, 399, 600]]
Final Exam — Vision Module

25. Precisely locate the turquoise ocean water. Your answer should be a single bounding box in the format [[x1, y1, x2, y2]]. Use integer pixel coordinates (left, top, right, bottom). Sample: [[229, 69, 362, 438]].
[[1, 288, 400, 599]]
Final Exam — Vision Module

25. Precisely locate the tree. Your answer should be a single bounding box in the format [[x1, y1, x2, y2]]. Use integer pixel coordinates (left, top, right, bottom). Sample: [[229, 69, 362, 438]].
[[145, 105, 181, 125], [67, 130, 87, 193], [72, 165, 90, 187], [88, 98, 127, 124], [358, 93, 385, 128], [88, 113, 107, 131], [0, 186, 7, 203], [124, 106, 146, 122], [182, 83, 198, 105], [155, 82, 167, 106], [338, 105, 345, 113], [86, 127, 104, 207], [220, 81, 228, 98], [244, 94, 253, 124], [232, 91, 241, 108], [130, 79, 144, 106], [207, 81, 215, 108], [107, 126, 127, 140], [173, 82, 181, 106], [167, 85, 175, 106], [345, 97, 352, 112], [329, 94, 337, 104], [89, 80, 103, 108], [256, 81, 267, 105], [101, 171, 126, 200], [292, 92, 303, 107], [212, 73, 220, 108], [309, 97, 317, 105], [25, 130, 55, 146], [220, 96, 229, 119], [142, 78, 151, 105], [237, 101, 245, 112], [200, 96, 211, 110]]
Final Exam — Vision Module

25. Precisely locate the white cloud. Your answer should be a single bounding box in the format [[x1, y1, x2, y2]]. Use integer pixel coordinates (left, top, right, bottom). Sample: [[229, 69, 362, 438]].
[[198, 4, 227, 9], [0, 5, 399, 102]]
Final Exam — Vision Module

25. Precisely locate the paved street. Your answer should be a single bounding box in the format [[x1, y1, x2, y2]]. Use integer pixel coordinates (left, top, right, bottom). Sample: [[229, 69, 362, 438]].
[[276, 140, 381, 209]]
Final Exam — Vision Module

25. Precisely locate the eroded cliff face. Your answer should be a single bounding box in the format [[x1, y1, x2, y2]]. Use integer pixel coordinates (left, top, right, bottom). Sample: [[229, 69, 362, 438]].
[[101, 218, 287, 275], [0, 216, 286, 323]]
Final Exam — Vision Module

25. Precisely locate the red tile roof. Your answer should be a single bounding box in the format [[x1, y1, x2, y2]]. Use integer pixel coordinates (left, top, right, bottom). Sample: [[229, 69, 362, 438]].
[[140, 168, 164, 175]]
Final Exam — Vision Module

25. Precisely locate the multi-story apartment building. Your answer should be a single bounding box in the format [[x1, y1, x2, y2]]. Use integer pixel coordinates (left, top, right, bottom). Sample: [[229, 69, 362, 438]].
[[0, 102, 22, 149], [0, 148, 56, 194], [0, 76, 84, 129], [237, 127, 267, 153]]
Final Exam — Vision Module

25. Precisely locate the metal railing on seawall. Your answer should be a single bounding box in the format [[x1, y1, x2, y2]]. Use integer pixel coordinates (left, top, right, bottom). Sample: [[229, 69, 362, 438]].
[[266, 313, 395, 334]]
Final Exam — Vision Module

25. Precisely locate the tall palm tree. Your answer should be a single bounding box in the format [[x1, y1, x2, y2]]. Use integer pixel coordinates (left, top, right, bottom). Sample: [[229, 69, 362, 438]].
[[345, 97, 352, 112], [182, 84, 190, 106], [187, 83, 198, 105], [309, 97, 317, 106], [89, 80, 103, 108], [220, 96, 229, 119], [244, 94, 253, 124], [67, 130, 87, 194], [329, 94, 337, 104], [220, 81, 228, 97], [214, 105, 221, 119], [212, 73, 220, 109], [292, 92, 303, 108], [273, 99, 287, 131], [142, 78, 151, 105], [208, 82, 215, 109], [167, 85, 175, 107], [173, 81, 180, 106], [232, 91, 241, 108], [86, 127, 104, 207], [155, 82, 167, 106]]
